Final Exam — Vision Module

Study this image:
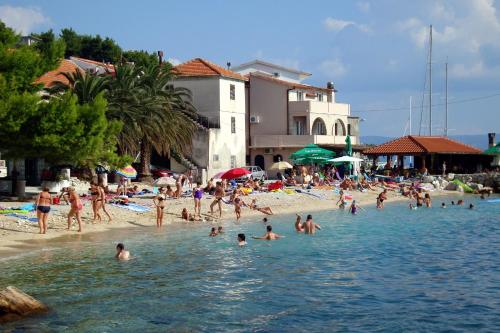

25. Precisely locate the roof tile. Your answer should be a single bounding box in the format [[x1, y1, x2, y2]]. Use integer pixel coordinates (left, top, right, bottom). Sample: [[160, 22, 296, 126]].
[[34, 59, 81, 88], [363, 136, 482, 155], [173, 58, 245, 81]]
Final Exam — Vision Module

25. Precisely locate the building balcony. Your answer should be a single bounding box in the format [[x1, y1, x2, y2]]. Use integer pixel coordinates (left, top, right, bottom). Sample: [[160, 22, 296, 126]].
[[250, 134, 359, 148], [289, 100, 350, 116]]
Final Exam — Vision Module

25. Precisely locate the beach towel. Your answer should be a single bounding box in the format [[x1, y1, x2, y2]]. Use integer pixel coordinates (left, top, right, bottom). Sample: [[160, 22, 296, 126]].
[[19, 203, 35, 211], [295, 189, 323, 199], [268, 181, 283, 191], [4, 213, 38, 222], [111, 203, 151, 212], [0, 209, 31, 214]]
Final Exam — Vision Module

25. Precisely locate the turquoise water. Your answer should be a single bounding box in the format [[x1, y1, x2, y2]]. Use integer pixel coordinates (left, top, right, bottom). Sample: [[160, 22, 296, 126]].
[[1, 197, 499, 332]]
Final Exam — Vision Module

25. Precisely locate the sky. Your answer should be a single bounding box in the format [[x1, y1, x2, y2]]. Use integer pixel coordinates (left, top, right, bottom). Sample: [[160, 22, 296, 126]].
[[1, 0, 499, 138]]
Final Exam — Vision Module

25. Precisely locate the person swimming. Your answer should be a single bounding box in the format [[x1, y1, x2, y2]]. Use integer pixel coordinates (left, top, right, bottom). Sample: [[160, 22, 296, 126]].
[[469, 203, 474, 209], [441, 202, 446, 208], [115, 243, 130, 260], [252, 225, 283, 240], [237, 233, 247, 246], [218, 226, 224, 234], [457, 199, 464, 205], [262, 217, 268, 224], [209, 227, 218, 237]]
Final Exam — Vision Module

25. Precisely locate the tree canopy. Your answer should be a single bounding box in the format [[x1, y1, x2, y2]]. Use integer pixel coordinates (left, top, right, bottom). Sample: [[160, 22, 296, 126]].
[[60, 28, 121, 63]]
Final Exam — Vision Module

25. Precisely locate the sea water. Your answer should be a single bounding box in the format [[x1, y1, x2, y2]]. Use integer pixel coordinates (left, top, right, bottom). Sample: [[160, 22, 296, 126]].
[[1, 197, 499, 332]]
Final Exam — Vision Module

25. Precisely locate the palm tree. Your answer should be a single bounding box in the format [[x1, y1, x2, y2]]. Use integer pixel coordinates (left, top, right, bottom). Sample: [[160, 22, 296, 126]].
[[48, 69, 109, 104], [135, 63, 196, 179]]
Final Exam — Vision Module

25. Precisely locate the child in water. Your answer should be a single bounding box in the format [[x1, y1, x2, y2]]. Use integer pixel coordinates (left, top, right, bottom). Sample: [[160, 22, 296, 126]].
[[349, 200, 360, 215], [209, 227, 218, 237]]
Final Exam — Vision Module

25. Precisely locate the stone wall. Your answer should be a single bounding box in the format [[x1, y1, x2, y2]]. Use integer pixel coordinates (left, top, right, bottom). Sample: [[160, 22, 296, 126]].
[[450, 172, 500, 193]]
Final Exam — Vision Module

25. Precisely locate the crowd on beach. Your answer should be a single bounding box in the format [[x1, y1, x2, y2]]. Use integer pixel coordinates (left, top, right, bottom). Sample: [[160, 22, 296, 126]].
[[26, 163, 488, 238]]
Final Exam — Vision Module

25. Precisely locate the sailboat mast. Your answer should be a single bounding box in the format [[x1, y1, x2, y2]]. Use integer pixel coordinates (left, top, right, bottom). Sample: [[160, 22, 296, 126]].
[[409, 96, 412, 135], [445, 60, 448, 136], [429, 24, 432, 136]]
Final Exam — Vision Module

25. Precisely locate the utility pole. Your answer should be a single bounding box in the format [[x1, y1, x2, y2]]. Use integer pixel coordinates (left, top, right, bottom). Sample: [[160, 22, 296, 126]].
[[429, 25, 433, 136], [409, 96, 412, 135], [445, 59, 448, 136]]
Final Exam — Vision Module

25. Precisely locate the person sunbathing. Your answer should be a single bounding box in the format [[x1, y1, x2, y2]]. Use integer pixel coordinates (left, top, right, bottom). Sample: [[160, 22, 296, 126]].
[[248, 198, 274, 215]]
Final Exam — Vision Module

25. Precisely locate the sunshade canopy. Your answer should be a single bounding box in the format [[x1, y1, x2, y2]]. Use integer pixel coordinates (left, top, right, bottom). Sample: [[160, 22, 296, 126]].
[[269, 161, 293, 170], [116, 165, 137, 179], [290, 144, 335, 163], [328, 156, 363, 163], [484, 143, 500, 155]]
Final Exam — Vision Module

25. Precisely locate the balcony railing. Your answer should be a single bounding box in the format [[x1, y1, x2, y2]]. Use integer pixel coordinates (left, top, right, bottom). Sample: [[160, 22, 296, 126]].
[[251, 134, 358, 148], [289, 100, 350, 116]]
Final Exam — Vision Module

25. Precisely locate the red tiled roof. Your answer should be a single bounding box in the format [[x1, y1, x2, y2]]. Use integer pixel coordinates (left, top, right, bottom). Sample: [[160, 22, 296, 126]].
[[34, 59, 81, 88], [363, 136, 483, 155], [249, 73, 333, 93], [174, 58, 245, 81]]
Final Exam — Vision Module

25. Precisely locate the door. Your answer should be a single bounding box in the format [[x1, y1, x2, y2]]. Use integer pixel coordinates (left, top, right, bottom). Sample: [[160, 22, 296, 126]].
[[254, 155, 265, 171]]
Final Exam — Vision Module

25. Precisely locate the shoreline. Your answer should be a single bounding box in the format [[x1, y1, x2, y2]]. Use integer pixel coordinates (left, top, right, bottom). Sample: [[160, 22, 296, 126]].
[[0, 188, 463, 259]]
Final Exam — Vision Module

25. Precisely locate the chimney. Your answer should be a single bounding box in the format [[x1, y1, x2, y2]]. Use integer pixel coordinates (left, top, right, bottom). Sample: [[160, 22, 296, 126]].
[[227, 62, 231, 70], [157, 51, 164, 64], [488, 133, 496, 148]]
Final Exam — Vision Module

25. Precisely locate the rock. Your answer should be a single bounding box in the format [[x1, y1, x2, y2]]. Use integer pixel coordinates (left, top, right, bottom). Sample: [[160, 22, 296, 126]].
[[441, 179, 449, 188], [447, 173, 455, 180], [445, 182, 458, 191], [0, 286, 48, 323]]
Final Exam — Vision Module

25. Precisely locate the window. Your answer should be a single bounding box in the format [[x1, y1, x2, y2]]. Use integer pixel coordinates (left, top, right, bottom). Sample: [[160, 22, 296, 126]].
[[334, 119, 346, 136], [297, 91, 303, 101], [231, 116, 236, 133], [230, 155, 236, 168], [295, 120, 305, 135], [230, 84, 235, 100], [312, 118, 327, 135], [213, 154, 219, 162], [318, 93, 323, 102]]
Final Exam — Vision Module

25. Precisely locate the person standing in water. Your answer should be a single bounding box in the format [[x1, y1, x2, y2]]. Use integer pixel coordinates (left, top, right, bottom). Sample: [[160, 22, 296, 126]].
[[115, 243, 130, 260], [303, 214, 321, 234], [237, 233, 247, 246], [294, 214, 304, 232], [377, 189, 388, 209], [349, 200, 363, 215], [424, 193, 432, 207], [67, 187, 83, 232], [35, 187, 51, 234], [153, 187, 167, 227], [252, 225, 283, 240], [336, 190, 346, 209]]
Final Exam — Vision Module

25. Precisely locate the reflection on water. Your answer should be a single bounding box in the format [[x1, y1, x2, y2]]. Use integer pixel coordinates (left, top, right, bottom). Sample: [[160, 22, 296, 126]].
[[1, 196, 499, 332]]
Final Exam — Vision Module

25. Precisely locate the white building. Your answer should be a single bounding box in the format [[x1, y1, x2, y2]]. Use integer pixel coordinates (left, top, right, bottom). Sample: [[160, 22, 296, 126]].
[[232, 60, 361, 175], [172, 58, 247, 180]]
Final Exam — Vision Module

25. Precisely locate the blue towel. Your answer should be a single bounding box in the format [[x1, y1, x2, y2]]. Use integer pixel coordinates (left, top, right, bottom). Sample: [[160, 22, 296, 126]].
[[111, 203, 151, 212], [5, 213, 38, 222], [19, 203, 35, 211]]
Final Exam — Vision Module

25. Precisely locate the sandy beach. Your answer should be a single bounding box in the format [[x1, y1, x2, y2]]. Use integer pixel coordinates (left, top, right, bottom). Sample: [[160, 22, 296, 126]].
[[0, 184, 459, 257]]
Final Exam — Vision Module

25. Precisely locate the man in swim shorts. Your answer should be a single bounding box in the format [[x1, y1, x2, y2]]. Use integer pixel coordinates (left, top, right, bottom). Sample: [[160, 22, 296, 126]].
[[252, 225, 283, 240], [303, 214, 321, 234]]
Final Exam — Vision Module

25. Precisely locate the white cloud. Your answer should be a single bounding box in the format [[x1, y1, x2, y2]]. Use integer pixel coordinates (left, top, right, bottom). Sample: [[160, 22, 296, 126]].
[[396, 0, 500, 78], [319, 58, 348, 78], [0, 5, 50, 34], [356, 1, 371, 13], [323, 17, 371, 33], [167, 58, 181, 66]]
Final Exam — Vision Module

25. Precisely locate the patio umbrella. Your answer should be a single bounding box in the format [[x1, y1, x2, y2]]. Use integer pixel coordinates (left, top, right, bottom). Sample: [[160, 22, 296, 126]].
[[153, 176, 176, 186], [116, 165, 137, 179], [269, 161, 293, 170], [290, 144, 335, 163], [328, 156, 363, 163], [484, 143, 500, 155], [212, 170, 226, 179], [220, 168, 251, 180]]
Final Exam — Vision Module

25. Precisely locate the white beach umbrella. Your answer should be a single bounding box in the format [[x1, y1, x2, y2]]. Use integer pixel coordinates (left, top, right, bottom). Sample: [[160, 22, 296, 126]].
[[327, 156, 363, 163], [269, 161, 293, 170], [153, 176, 176, 186]]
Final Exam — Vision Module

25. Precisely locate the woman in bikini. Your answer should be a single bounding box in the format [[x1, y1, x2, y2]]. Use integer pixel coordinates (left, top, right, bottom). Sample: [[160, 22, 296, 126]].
[[36, 187, 51, 234], [193, 182, 203, 218], [90, 183, 102, 223], [153, 188, 167, 227], [210, 182, 224, 217], [337, 190, 346, 209], [67, 187, 83, 232], [424, 193, 432, 208], [98, 184, 112, 222], [294, 214, 304, 232], [249, 198, 274, 215]]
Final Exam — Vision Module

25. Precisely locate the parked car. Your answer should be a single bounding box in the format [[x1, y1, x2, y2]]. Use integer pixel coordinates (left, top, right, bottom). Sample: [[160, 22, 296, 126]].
[[237, 166, 267, 182]]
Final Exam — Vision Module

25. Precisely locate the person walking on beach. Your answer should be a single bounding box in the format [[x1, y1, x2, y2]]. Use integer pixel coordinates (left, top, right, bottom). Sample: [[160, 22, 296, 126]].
[[210, 182, 224, 217], [193, 182, 203, 218], [115, 243, 130, 260], [303, 214, 321, 234], [295, 214, 304, 232], [99, 184, 112, 222], [67, 187, 83, 232], [252, 225, 283, 240], [90, 183, 102, 223], [35, 187, 51, 234], [153, 188, 167, 227]]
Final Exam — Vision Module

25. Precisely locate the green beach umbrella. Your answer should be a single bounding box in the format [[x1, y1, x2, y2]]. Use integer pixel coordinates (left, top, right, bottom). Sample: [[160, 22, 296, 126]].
[[290, 144, 335, 164], [484, 143, 500, 155]]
